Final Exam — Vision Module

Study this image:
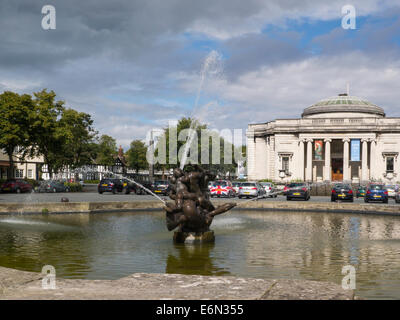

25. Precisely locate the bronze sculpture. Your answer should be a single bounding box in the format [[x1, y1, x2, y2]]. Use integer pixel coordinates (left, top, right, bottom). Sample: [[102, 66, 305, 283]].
[[164, 166, 236, 242]]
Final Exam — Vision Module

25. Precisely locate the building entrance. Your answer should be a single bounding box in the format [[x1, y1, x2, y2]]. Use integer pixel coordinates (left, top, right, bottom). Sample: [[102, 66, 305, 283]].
[[332, 158, 343, 181]]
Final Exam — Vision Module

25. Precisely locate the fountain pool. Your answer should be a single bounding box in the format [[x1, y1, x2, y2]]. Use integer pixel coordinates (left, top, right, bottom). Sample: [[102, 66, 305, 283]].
[[1, 210, 400, 299]]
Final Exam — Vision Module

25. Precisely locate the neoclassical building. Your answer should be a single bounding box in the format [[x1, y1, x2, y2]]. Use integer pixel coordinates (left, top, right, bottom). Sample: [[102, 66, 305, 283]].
[[247, 94, 400, 184]]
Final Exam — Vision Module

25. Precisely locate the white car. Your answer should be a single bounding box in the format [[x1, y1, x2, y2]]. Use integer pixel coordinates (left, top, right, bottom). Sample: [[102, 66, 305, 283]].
[[232, 182, 242, 195], [385, 185, 398, 199], [260, 182, 277, 198]]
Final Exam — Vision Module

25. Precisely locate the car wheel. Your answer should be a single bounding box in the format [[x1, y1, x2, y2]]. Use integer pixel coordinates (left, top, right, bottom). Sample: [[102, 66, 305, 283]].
[[287, 197, 291, 201], [350, 198, 354, 202], [364, 198, 369, 203], [98, 191, 103, 194], [331, 197, 335, 202], [396, 199, 400, 204], [238, 196, 242, 199], [384, 199, 389, 204], [112, 188, 116, 194]]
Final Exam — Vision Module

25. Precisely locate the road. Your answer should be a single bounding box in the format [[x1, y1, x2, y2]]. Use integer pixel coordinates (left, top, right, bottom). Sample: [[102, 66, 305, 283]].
[[0, 190, 397, 206]]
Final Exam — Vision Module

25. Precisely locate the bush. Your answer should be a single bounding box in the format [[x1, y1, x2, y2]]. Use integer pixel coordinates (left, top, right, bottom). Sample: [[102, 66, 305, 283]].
[[26, 179, 41, 187], [84, 180, 100, 184], [64, 182, 82, 192]]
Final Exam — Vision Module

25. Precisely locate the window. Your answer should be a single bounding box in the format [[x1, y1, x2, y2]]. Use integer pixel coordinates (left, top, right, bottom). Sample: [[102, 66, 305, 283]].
[[282, 156, 290, 174], [28, 169, 33, 178], [386, 157, 394, 173], [15, 169, 24, 178]]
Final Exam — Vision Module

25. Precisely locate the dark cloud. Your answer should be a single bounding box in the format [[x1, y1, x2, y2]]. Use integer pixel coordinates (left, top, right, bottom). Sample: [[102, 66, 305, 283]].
[[1, 0, 400, 147]]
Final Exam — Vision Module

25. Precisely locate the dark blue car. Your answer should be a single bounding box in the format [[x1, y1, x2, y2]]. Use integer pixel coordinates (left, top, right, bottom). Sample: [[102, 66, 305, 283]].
[[364, 184, 389, 203]]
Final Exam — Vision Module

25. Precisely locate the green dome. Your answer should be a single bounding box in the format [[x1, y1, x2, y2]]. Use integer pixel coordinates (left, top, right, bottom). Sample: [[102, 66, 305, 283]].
[[302, 95, 385, 118]]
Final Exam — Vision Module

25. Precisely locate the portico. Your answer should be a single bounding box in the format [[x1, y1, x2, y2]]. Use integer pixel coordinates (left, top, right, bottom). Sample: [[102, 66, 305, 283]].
[[247, 94, 400, 184], [297, 134, 375, 183]]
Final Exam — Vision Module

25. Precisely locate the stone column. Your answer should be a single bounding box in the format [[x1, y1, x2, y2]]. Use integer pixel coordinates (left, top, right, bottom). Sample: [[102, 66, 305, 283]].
[[369, 138, 376, 181], [343, 138, 350, 182], [299, 139, 305, 181], [306, 139, 313, 182], [361, 138, 369, 183], [324, 138, 332, 182]]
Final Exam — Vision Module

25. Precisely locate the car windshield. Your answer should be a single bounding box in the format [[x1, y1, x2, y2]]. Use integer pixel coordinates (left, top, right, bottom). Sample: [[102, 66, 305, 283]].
[[335, 184, 350, 189], [385, 185, 395, 189], [241, 183, 256, 187], [214, 181, 227, 187], [288, 183, 303, 187], [155, 181, 168, 185], [369, 184, 384, 190]]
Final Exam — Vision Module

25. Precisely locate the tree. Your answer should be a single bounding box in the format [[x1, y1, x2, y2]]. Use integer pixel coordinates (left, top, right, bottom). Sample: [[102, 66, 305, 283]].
[[0, 91, 34, 178], [95, 135, 117, 166], [56, 108, 97, 175], [154, 117, 240, 176], [126, 140, 148, 173], [29, 89, 64, 178]]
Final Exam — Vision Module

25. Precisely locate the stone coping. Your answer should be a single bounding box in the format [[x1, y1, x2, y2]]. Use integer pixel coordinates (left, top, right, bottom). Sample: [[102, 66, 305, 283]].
[[0, 266, 356, 300], [0, 200, 399, 216]]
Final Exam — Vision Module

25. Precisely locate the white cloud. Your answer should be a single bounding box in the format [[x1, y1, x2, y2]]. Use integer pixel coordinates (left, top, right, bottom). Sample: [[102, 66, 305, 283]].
[[174, 51, 400, 132]]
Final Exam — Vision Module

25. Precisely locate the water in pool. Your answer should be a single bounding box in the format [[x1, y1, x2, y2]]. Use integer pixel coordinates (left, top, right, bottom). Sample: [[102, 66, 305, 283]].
[[0, 210, 400, 299]]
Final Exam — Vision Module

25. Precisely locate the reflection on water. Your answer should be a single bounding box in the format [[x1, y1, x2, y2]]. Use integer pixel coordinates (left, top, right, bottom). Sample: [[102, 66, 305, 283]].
[[1, 210, 400, 299]]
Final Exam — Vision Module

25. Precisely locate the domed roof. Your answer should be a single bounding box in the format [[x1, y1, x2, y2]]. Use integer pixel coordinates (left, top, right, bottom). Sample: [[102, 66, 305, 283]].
[[302, 94, 385, 118]]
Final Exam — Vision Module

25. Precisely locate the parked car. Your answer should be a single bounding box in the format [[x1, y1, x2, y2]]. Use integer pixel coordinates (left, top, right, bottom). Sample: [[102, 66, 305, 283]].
[[133, 181, 154, 195], [98, 178, 126, 194], [331, 183, 354, 202], [232, 181, 242, 195], [260, 182, 277, 198], [121, 179, 139, 194], [237, 182, 266, 199], [284, 183, 306, 196], [395, 190, 400, 204], [211, 180, 235, 198], [286, 183, 310, 201], [356, 186, 366, 198], [365, 184, 389, 203], [151, 180, 170, 196], [37, 180, 70, 193], [384, 185, 398, 199], [0, 179, 33, 193]]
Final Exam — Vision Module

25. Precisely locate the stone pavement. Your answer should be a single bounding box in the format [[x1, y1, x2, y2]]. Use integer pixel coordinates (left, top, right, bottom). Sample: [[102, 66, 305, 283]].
[[0, 267, 356, 300]]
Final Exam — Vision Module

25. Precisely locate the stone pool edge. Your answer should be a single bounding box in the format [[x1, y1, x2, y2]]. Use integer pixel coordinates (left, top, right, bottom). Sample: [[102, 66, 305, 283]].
[[0, 200, 399, 216], [0, 266, 357, 300]]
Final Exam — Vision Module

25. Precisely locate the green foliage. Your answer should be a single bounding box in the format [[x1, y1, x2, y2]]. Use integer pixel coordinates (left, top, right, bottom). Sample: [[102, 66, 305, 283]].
[[155, 117, 241, 176], [0, 91, 34, 177], [25, 179, 41, 187], [84, 179, 100, 184], [29, 89, 64, 177], [41, 208, 49, 215], [126, 140, 148, 173], [64, 182, 83, 192], [95, 135, 117, 166], [56, 108, 97, 171]]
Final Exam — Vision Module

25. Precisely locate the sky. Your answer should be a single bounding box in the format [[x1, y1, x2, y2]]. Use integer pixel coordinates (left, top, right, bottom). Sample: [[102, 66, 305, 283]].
[[1, 0, 400, 149]]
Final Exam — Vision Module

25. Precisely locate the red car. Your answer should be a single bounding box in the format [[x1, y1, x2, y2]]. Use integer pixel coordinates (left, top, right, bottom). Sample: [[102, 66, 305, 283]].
[[1, 179, 33, 193]]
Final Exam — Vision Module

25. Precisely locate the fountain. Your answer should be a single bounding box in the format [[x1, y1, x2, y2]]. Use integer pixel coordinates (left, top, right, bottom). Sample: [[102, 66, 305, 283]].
[[164, 166, 236, 243]]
